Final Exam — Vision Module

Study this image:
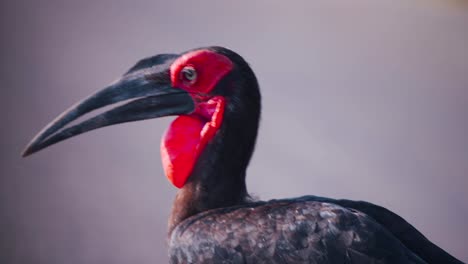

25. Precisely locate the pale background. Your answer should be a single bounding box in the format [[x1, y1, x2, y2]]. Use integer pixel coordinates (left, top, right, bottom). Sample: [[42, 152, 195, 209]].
[[1, 0, 467, 263]]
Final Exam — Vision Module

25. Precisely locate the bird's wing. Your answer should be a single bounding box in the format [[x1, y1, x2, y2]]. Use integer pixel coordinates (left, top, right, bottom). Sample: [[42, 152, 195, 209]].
[[302, 196, 463, 264], [169, 199, 427, 264]]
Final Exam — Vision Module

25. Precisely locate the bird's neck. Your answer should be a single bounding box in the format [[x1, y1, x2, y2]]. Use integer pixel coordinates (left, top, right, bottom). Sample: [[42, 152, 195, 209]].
[[168, 170, 249, 234]]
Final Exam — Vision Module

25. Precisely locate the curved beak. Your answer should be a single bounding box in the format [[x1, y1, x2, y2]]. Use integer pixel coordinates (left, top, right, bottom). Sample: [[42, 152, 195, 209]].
[[22, 60, 194, 157]]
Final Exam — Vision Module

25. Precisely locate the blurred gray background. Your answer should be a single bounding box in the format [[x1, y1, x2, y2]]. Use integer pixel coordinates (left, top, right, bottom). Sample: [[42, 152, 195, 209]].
[[1, 0, 467, 263]]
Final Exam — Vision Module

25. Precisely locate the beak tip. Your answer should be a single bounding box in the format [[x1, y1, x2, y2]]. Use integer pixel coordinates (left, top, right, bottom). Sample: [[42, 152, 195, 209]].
[[21, 144, 36, 157], [21, 149, 31, 158]]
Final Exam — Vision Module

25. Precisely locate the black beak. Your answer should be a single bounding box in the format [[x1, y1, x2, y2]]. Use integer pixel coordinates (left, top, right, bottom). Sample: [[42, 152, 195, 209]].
[[22, 56, 194, 157]]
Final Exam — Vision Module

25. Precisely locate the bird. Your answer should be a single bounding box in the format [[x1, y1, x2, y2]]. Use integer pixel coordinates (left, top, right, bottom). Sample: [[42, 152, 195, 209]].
[[23, 46, 463, 264]]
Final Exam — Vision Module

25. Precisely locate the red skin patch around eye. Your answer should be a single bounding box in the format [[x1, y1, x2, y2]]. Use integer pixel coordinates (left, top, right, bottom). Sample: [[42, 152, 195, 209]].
[[161, 50, 233, 188], [170, 50, 233, 94]]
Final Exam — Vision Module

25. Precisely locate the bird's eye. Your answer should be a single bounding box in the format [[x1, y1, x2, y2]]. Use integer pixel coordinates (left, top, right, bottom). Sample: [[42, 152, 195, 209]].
[[181, 66, 197, 84]]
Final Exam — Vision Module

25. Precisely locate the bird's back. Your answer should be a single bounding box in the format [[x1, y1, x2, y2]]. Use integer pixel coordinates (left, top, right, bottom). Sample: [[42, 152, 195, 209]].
[[169, 196, 435, 264]]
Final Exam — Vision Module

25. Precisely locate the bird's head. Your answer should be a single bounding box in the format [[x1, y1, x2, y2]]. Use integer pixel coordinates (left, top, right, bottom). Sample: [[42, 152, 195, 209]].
[[23, 47, 261, 188]]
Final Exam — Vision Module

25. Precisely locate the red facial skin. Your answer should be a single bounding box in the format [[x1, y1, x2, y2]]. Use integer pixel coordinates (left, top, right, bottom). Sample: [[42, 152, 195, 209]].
[[161, 50, 233, 188]]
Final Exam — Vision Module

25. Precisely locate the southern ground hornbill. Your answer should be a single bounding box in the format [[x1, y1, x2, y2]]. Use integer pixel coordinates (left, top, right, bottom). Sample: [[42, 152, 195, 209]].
[[23, 47, 462, 263]]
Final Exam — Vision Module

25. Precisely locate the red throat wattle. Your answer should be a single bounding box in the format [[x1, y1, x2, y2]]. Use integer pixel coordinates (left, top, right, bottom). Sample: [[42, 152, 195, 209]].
[[161, 97, 225, 188], [160, 49, 233, 188]]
